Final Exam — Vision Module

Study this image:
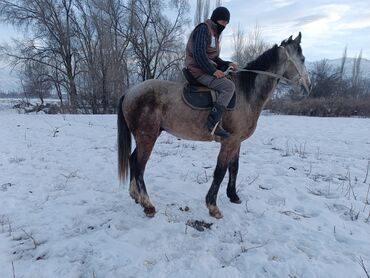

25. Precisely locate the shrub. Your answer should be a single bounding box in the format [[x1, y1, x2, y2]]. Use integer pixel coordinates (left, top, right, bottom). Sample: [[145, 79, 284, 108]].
[[266, 97, 370, 117]]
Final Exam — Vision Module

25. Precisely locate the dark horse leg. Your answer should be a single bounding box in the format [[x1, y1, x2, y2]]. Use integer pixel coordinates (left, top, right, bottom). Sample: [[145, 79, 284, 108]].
[[227, 146, 242, 204], [206, 141, 240, 218], [129, 148, 139, 203], [130, 135, 158, 217]]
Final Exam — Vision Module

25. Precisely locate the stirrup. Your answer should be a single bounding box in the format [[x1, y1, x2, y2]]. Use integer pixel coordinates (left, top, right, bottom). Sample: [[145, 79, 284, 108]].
[[210, 122, 220, 136], [210, 122, 229, 138]]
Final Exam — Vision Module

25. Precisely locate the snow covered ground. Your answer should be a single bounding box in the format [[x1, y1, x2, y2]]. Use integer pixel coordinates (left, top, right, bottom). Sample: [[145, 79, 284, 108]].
[[1, 106, 370, 278]]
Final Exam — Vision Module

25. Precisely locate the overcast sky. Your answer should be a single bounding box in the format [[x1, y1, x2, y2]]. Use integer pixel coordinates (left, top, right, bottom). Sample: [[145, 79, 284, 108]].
[[190, 0, 370, 61], [0, 0, 369, 63]]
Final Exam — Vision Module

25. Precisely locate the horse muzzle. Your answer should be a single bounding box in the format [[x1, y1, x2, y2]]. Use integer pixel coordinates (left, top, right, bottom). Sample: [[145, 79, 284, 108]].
[[298, 73, 312, 96]]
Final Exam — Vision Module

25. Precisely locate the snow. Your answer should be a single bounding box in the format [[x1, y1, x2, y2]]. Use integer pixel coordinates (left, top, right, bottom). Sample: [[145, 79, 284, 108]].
[[1, 106, 370, 278]]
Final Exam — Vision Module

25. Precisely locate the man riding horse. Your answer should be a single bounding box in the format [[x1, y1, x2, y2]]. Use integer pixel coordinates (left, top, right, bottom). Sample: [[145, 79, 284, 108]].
[[185, 6, 237, 139]]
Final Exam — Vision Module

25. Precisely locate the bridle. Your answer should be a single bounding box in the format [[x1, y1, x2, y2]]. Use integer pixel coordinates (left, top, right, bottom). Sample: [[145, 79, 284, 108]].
[[224, 46, 310, 93]]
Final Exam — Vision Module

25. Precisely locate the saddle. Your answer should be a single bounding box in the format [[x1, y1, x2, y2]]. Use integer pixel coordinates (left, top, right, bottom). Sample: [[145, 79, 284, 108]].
[[182, 68, 236, 110]]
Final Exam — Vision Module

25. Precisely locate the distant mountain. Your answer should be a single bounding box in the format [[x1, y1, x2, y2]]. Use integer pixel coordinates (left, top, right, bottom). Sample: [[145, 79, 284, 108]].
[[307, 58, 370, 78], [0, 67, 21, 93]]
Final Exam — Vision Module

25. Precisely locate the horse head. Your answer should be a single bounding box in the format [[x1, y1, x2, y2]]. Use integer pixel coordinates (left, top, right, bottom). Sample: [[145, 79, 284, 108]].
[[280, 32, 312, 94]]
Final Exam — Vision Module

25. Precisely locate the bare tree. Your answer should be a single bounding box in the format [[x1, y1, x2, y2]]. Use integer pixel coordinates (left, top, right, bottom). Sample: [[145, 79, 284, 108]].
[[0, 0, 191, 113], [0, 0, 80, 112], [339, 45, 347, 79], [310, 60, 337, 98], [194, 0, 203, 26], [232, 23, 247, 66], [352, 50, 362, 90], [129, 0, 190, 81], [202, 0, 210, 21], [194, 0, 211, 26], [21, 59, 52, 104], [73, 0, 132, 113], [232, 24, 270, 67]]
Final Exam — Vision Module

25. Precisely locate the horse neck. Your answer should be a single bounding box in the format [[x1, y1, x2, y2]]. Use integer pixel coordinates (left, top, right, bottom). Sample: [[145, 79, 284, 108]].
[[254, 62, 285, 108]]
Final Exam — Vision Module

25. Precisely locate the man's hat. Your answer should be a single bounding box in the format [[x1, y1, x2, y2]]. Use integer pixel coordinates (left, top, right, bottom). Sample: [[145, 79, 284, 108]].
[[211, 7, 230, 23]]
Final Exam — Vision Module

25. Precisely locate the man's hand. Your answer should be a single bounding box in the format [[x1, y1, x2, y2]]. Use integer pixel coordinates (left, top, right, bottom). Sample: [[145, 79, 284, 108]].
[[213, 70, 225, 79], [229, 63, 238, 71]]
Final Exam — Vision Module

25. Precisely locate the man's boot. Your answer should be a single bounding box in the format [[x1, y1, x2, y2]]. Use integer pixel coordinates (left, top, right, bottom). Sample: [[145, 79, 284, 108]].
[[206, 103, 230, 138]]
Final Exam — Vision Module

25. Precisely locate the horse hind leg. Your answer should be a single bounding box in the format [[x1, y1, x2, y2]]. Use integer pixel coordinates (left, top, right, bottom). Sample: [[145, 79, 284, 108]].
[[129, 148, 140, 203], [132, 136, 158, 217], [136, 174, 156, 217]]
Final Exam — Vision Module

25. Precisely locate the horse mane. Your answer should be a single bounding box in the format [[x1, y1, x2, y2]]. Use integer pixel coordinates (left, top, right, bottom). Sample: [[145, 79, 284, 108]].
[[237, 44, 280, 99]]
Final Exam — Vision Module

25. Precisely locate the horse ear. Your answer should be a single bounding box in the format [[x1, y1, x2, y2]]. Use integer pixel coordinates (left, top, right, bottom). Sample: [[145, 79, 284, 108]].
[[294, 32, 302, 44], [281, 35, 293, 46]]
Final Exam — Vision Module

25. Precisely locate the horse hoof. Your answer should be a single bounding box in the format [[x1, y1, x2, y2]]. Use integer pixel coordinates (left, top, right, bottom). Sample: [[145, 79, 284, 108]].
[[208, 205, 223, 219], [144, 207, 156, 217]]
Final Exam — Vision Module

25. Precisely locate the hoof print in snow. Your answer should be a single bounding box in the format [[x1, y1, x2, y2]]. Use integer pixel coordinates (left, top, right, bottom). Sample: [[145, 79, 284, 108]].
[[259, 185, 272, 190], [186, 220, 213, 232], [36, 254, 47, 261], [179, 206, 190, 212], [1, 183, 13, 191], [279, 210, 312, 220]]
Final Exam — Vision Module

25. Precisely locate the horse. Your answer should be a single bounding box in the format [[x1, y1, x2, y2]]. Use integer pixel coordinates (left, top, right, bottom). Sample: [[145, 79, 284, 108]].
[[117, 32, 311, 219]]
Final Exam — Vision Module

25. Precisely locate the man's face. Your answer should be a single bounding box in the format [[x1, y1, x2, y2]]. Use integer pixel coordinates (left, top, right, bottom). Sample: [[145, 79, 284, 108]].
[[217, 20, 229, 27]]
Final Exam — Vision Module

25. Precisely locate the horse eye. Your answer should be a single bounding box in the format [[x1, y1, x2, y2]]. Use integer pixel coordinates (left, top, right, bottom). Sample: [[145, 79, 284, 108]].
[[297, 45, 303, 55]]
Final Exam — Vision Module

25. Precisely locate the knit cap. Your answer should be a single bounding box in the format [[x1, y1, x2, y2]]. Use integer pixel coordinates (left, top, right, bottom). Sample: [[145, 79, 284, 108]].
[[211, 7, 230, 23]]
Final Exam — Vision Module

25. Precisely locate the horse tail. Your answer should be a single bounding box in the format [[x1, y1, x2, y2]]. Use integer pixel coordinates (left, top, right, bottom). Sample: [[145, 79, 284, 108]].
[[117, 94, 131, 183]]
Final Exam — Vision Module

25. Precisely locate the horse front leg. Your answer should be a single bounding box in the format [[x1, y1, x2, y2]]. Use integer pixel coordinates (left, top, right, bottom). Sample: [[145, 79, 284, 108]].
[[206, 142, 239, 219], [206, 163, 228, 219], [227, 146, 242, 204]]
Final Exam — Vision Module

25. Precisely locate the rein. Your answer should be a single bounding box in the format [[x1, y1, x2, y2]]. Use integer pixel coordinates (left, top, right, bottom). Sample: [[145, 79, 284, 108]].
[[224, 46, 310, 92], [227, 68, 293, 84]]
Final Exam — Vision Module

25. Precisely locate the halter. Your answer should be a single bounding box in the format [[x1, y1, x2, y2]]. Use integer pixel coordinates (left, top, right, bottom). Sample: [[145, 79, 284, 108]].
[[281, 46, 310, 93], [224, 46, 310, 93]]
